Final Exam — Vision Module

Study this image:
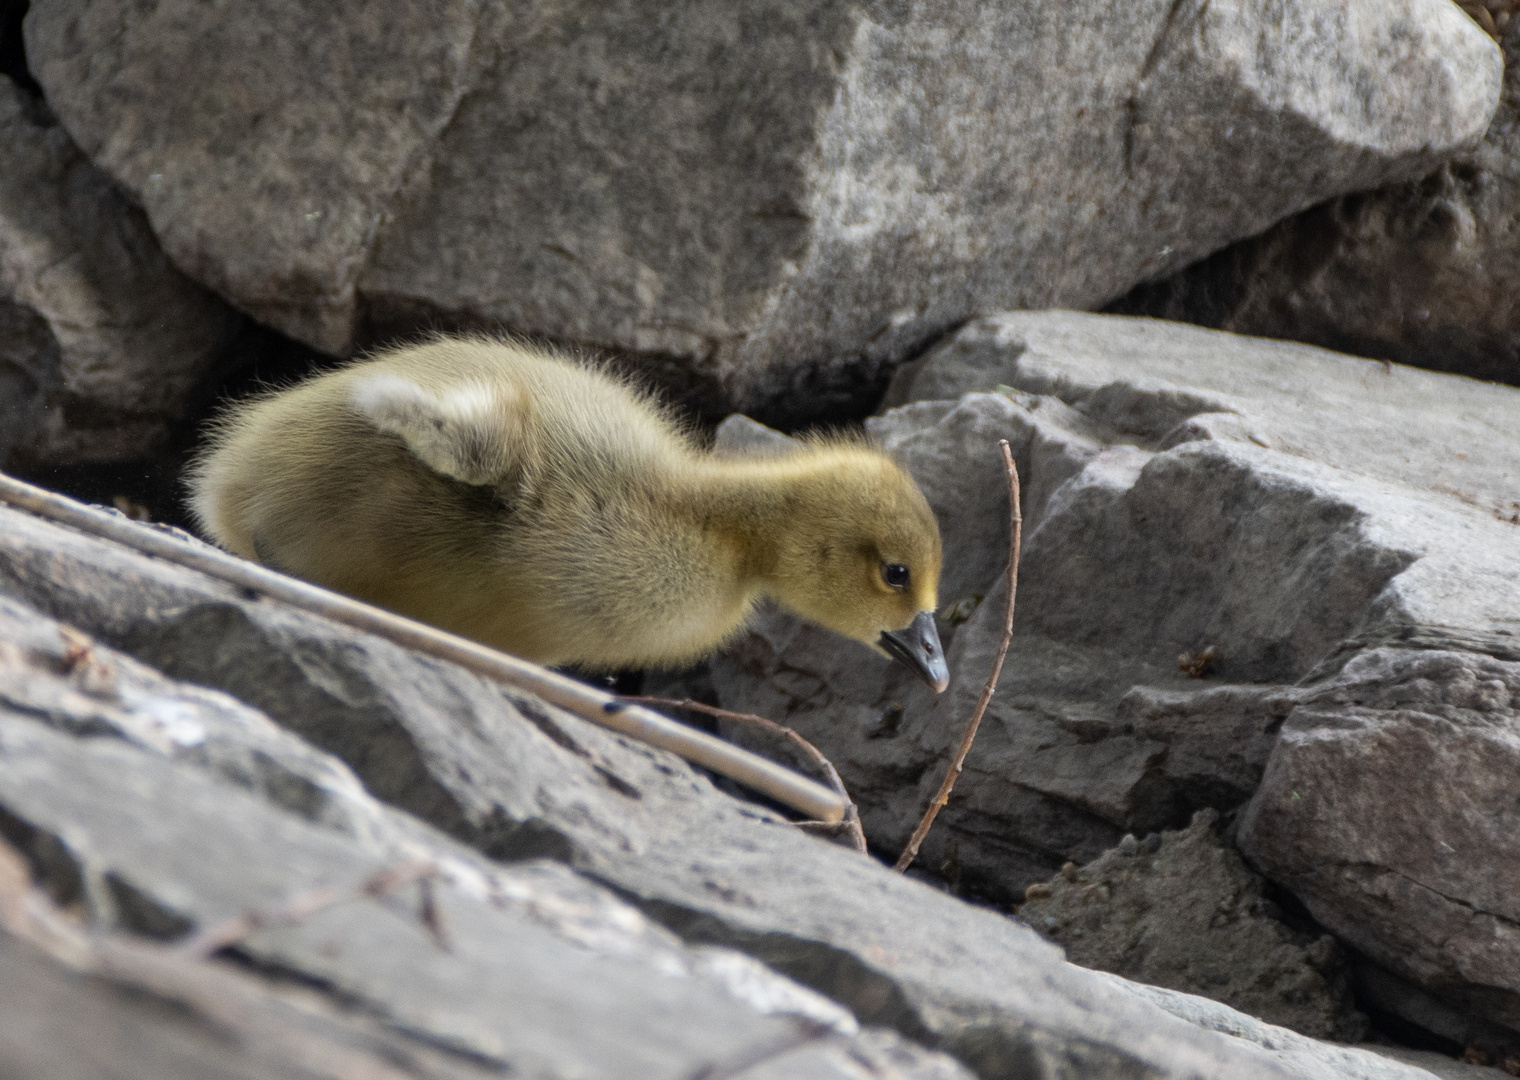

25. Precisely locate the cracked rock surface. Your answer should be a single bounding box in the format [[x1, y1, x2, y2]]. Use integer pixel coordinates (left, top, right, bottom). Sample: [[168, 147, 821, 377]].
[[698, 310, 1520, 1040], [22, 0, 1500, 420], [0, 78, 240, 470], [1113, 20, 1520, 388], [0, 497, 1467, 1080]]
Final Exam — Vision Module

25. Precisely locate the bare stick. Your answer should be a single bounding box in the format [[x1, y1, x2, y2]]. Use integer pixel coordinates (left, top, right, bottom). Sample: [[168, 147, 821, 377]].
[[625, 695, 868, 854], [0, 471, 846, 824], [894, 441, 1021, 873], [178, 861, 445, 959]]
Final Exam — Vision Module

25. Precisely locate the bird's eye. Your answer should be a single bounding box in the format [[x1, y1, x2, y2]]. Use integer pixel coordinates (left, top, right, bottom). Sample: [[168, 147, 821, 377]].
[[883, 563, 910, 589]]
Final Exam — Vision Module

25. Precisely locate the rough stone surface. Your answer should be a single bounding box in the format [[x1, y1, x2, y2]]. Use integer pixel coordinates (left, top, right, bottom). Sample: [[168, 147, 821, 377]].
[[698, 310, 1520, 1039], [0, 588, 968, 1080], [1105, 975, 1509, 1080], [1238, 648, 1520, 1034], [1019, 810, 1364, 1042], [24, 0, 1500, 420], [0, 78, 241, 470], [0, 499, 1463, 1080], [0, 927, 501, 1080], [1111, 20, 1520, 388]]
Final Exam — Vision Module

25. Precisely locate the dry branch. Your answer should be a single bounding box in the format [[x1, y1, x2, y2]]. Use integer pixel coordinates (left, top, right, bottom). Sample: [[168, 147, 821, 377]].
[[624, 695, 868, 853], [894, 440, 1022, 873], [0, 471, 847, 824]]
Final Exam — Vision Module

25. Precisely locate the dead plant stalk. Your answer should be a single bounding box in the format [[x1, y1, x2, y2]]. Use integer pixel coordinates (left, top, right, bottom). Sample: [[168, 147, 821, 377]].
[[623, 695, 868, 853], [894, 440, 1021, 873]]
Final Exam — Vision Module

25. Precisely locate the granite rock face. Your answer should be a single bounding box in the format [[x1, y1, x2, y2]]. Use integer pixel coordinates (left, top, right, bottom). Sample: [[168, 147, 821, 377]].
[[1112, 20, 1520, 387], [0, 79, 241, 470], [0, 494, 1467, 1080], [23, 0, 1500, 420], [701, 310, 1520, 1038]]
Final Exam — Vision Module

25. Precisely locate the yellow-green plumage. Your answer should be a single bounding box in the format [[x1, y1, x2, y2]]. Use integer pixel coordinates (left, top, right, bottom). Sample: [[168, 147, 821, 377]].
[[189, 336, 945, 680]]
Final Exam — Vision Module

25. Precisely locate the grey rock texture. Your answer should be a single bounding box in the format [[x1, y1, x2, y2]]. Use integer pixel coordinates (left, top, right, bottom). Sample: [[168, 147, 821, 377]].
[[1106, 974, 1511, 1080], [702, 311, 1520, 1037], [1019, 810, 1364, 1042], [1239, 648, 1520, 1034], [23, 0, 1500, 419], [0, 79, 240, 470], [1111, 20, 1520, 388], [0, 497, 1460, 1080], [0, 585, 965, 1080]]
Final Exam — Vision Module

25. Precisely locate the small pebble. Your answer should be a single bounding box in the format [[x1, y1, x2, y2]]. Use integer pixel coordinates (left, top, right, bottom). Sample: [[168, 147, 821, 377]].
[[1141, 833, 1162, 854], [1060, 861, 1078, 882], [1025, 882, 1053, 900], [1117, 834, 1139, 856]]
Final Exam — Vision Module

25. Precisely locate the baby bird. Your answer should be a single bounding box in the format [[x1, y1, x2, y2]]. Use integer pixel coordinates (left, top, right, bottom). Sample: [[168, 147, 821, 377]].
[[189, 336, 948, 691]]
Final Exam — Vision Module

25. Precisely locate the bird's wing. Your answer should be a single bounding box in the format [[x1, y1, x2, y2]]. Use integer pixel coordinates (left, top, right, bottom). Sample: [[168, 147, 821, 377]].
[[349, 373, 525, 487]]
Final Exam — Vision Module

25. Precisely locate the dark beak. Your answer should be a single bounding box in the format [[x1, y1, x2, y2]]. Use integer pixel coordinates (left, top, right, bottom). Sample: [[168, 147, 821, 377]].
[[879, 611, 950, 693]]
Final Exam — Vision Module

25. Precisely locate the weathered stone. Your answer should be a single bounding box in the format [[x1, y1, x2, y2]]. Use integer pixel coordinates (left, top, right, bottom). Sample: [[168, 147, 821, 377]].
[[1238, 648, 1520, 1035], [1361, 1047, 1513, 1080], [0, 589, 973, 1080], [0, 927, 500, 1080], [1019, 810, 1365, 1042], [701, 311, 1520, 1038], [24, 0, 1500, 420], [0, 498, 1458, 1080], [1111, 20, 1520, 388], [1106, 975, 1508, 1080], [0, 78, 240, 470]]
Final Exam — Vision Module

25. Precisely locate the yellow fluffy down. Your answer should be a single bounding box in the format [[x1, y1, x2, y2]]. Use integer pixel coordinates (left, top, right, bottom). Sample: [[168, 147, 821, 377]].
[[189, 335, 942, 673]]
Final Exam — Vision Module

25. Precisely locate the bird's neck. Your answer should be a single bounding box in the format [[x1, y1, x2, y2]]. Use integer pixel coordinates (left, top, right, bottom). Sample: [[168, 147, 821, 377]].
[[681, 458, 832, 590]]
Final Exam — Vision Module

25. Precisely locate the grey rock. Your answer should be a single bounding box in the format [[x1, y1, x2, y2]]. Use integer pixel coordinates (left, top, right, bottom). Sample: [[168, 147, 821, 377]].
[[0, 499, 1453, 1080], [24, 0, 1500, 419], [705, 311, 1520, 1036], [1360, 1046, 1514, 1080], [885, 311, 1520, 526], [1104, 975, 1477, 1080], [0, 591, 971, 1080], [1019, 809, 1365, 1042], [1354, 962, 1520, 1062], [1111, 21, 1520, 388], [1238, 648, 1520, 1034], [0, 79, 240, 470], [0, 928, 502, 1080]]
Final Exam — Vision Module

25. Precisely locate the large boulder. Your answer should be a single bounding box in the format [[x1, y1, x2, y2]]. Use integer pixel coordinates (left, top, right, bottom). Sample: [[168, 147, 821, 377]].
[[1238, 648, 1520, 1036], [1111, 19, 1520, 387], [698, 310, 1520, 1036], [0, 78, 241, 470], [23, 0, 1500, 421], [0, 491, 1471, 1080]]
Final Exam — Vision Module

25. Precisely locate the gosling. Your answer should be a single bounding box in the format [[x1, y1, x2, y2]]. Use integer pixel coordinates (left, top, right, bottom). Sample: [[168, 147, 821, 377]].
[[189, 336, 949, 691]]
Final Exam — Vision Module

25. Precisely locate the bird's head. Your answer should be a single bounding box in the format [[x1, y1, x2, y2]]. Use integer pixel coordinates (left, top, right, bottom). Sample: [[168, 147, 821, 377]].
[[764, 447, 948, 692]]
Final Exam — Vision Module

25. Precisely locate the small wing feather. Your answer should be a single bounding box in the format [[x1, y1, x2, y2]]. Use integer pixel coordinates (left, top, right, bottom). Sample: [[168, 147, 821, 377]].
[[350, 373, 521, 486]]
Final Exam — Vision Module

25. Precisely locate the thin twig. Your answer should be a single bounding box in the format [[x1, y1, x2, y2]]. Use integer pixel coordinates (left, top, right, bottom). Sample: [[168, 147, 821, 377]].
[[177, 861, 448, 958], [894, 440, 1021, 873], [0, 471, 846, 824], [624, 695, 868, 853]]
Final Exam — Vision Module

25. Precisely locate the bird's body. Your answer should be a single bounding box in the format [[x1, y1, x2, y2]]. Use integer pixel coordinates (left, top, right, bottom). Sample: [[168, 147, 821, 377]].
[[190, 336, 947, 686]]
